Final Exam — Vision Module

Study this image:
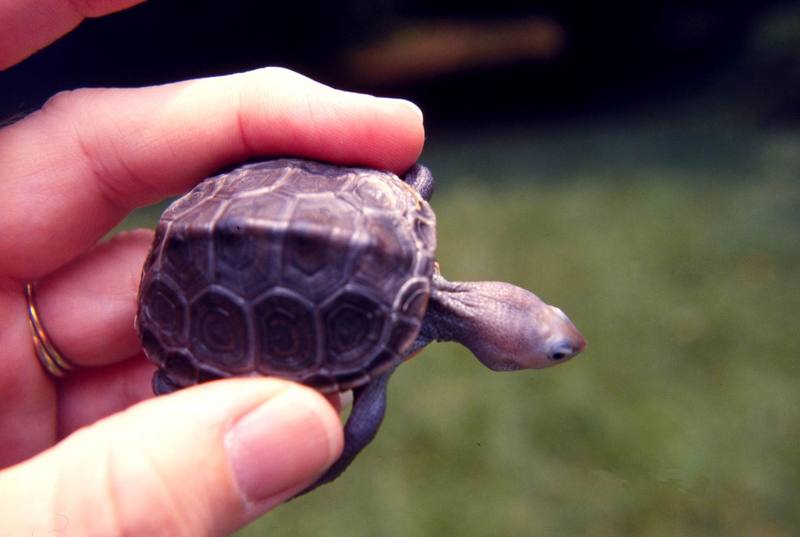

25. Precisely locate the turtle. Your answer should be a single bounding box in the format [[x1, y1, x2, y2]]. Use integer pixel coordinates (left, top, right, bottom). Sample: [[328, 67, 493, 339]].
[[136, 158, 585, 494]]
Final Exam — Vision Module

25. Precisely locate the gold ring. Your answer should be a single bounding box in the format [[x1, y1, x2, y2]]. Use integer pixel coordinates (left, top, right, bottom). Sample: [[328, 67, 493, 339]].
[[24, 283, 76, 378]]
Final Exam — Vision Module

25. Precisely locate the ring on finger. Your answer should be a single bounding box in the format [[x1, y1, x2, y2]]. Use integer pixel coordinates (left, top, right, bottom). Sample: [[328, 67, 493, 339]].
[[24, 282, 77, 378]]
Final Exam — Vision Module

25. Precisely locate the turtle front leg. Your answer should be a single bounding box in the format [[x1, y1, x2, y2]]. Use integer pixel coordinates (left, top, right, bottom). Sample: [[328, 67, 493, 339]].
[[403, 164, 435, 201], [296, 367, 395, 496], [152, 369, 182, 395]]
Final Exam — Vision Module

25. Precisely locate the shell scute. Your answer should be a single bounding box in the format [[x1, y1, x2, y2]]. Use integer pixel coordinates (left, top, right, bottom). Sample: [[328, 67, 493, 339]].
[[281, 195, 360, 300], [222, 188, 296, 223], [368, 349, 402, 376], [321, 288, 388, 367], [139, 277, 187, 347], [414, 217, 437, 252], [352, 173, 402, 211], [396, 277, 431, 319], [163, 179, 222, 220], [387, 316, 421, 356], [189, 286, 251, 372], [253, 290, 320, 375], [162, 350, 198, 386], [352, 216, 414, 294], [212, 220, 281, 298], [140, 328, 166, 366], [276, 165, 347, 194], [216, 162, 291, 195], [160, 199, 226, 296]]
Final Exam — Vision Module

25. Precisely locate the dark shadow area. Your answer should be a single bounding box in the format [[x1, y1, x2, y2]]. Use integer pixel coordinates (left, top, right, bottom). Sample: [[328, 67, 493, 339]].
[[2, 1, 798, 127]]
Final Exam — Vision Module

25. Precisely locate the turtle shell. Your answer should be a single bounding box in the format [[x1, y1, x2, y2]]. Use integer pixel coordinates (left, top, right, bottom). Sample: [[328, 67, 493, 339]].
[[136, 159, 437, 393]]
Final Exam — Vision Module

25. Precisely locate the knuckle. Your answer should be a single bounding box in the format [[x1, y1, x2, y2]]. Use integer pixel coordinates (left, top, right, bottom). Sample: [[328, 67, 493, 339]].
[[237, 66, 327, 147], [40, 88, 106, 118], [244, 66, 318, 96], [42, 90, 151, 210], [234, 67, 306, 153], [251, 65, 302, 84]]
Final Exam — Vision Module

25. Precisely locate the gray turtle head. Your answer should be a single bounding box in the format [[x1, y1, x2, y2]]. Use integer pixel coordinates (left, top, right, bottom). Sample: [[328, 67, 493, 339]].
[[497, 296, 586, 370], [422, 277, 586, 371]]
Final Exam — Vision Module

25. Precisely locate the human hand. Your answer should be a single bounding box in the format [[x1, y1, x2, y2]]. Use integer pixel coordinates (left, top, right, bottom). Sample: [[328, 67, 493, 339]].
[[0, 1, 425, 535]]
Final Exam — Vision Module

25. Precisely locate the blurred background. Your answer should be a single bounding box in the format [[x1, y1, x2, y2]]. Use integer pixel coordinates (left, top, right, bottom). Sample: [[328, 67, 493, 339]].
[[3, 1, 799, 535]]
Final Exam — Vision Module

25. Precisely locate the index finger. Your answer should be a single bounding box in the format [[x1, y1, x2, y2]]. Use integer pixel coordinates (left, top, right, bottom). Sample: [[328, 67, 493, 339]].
[[0, 0, 145, 70], [0, 67, 425, 280]]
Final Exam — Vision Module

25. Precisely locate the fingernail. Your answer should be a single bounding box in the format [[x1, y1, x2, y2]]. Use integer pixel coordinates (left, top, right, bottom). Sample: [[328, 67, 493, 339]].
[[226, 388, 339, 503], [384, 98, 423, 122]]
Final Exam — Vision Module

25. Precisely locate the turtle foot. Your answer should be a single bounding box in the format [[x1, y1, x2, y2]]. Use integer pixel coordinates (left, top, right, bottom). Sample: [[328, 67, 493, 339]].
[[152, 370, 182, 395], [293, 367, 395, 498], [403, 164, 434, 201]]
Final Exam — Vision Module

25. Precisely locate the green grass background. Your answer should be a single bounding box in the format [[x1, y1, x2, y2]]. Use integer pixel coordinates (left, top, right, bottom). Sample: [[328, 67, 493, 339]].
[[125, 118, 800, 536]]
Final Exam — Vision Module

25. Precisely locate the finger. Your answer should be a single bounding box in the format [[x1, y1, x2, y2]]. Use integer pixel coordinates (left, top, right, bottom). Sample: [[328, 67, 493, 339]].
[[57, 357, 342, 438], [32, 229, 152, 367], [0, 283, 56, 468], [0, 67, 425, 281], [0, 378, 343, 536], [57, 355, 154, 438], [0, 0, 145, 69], [0, 229, 149, 466]]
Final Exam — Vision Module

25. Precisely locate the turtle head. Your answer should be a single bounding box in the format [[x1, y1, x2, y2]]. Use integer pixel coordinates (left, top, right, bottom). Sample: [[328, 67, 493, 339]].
[[424, 277, 586, 371], [502, 298, 587, 370]]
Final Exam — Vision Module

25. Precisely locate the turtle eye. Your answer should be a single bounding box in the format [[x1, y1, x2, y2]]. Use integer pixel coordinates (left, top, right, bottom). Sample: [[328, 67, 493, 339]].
[[548, 341, 579, 361]]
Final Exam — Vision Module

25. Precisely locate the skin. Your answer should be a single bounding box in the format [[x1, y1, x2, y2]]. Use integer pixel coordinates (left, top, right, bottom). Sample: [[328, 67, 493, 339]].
[[421, 274, 586, 370], [0, 1, 424, 535]]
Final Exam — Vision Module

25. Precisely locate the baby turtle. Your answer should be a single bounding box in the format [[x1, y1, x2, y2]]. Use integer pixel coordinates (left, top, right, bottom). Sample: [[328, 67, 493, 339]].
[[136, 158, 585, 493]]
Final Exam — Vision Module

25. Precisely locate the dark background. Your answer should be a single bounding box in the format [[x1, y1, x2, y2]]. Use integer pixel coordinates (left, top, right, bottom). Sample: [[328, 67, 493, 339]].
[[2, 1, 798, 126]]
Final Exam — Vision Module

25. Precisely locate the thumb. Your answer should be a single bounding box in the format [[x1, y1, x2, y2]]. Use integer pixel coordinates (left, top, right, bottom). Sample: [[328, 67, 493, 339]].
[[0, 378, 343, 537]]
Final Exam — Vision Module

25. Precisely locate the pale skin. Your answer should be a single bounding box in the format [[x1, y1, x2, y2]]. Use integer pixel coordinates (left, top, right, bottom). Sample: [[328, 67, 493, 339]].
[[0, 1, 425, 535]]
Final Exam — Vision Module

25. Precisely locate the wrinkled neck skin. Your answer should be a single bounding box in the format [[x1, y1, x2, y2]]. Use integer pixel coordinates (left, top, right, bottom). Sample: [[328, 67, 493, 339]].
[[410, 272, 585, 370]]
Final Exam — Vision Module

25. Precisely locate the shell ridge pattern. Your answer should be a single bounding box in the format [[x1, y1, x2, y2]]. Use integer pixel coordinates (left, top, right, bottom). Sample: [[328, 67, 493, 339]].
[[204, 197, 233, 289], [167, 176, 229, 220], [312, 302, 327, 383], [140, 270, 189, 349], [151, 220, 174, 273], [158, 200, 228, 301], [140, 159, 437, 393], [237, 164, 297, 198], [190, 283, 253, 373], [243, 292, 259, 374], [339, 198, 370, 290], [253, 285, 321, 378]]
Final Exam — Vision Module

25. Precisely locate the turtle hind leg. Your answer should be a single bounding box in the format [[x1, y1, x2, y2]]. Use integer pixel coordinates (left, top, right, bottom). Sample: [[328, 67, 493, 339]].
[[403, 164, 435, 201], [152, 369, 182, 395], [294, 367, 396, 498]]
